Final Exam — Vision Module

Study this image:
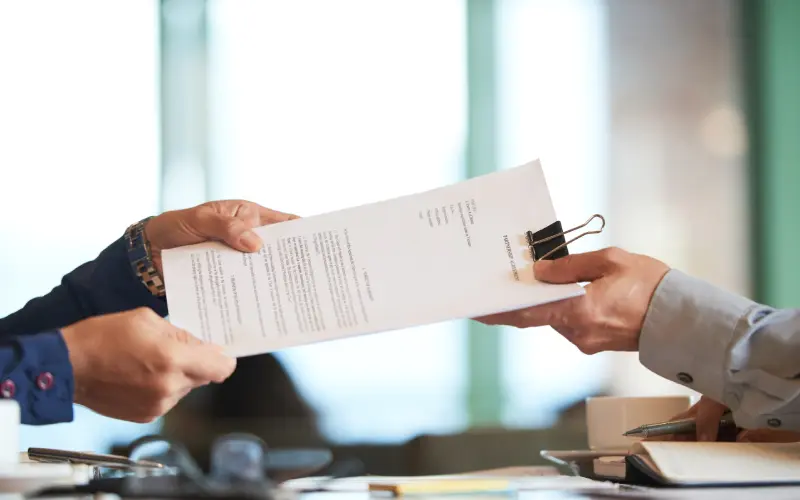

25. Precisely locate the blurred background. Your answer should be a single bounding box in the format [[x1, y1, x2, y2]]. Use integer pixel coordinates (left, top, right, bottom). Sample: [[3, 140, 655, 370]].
[[1, 0, 798, 474]]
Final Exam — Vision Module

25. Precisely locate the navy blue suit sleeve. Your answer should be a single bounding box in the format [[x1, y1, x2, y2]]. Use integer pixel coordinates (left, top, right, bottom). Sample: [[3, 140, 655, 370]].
[[0, 332, 74, 424], [0, 236, 167, 337], [0, 235, 168, 424]]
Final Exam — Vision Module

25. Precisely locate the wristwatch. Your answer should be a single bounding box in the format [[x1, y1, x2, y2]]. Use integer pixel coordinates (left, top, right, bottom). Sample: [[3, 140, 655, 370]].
[[125, 216, 166, 297]]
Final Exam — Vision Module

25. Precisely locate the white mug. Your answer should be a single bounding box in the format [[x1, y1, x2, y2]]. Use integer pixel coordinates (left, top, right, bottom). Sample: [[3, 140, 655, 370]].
[[0, 399, 20, 464], [586, 395, 691, 451]]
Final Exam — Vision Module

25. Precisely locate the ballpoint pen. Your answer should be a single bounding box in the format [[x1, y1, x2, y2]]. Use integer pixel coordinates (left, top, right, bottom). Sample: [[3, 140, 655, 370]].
[[28, 447, 166, 470], [622, 412, 737, 438]]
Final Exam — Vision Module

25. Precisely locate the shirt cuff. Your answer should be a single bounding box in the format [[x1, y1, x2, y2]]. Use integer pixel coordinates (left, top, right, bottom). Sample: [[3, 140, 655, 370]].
[[0, 331, 74, 425], [639, 269, 758, 403]]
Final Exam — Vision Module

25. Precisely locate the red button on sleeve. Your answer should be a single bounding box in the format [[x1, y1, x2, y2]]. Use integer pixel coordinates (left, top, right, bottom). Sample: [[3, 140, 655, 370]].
[[36, 372, 54, 391], [0, 380, 15, 398]]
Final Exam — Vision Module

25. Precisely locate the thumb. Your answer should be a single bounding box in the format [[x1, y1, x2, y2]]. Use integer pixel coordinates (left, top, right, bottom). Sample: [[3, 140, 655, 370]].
[[533, 250, 611, 284], [695, 399, 728, 442], [198, 207, 263, 253]]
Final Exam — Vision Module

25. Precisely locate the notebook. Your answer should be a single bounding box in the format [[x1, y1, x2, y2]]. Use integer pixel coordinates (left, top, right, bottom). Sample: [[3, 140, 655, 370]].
[[626, 441, 800, 486]]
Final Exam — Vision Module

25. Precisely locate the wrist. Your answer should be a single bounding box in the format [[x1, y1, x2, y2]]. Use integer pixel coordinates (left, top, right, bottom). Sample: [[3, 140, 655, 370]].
[[125, 217, 166, 297], [59, 325, 86, 404]]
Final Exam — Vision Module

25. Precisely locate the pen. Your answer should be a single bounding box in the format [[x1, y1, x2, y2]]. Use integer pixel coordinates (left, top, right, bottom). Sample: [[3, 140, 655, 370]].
[[622, 412, 737, 438], [28, 447, 165, 469]]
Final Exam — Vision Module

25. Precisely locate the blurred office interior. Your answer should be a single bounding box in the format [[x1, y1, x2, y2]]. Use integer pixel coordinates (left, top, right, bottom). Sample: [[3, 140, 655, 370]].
[[1, 0, 798, 474]]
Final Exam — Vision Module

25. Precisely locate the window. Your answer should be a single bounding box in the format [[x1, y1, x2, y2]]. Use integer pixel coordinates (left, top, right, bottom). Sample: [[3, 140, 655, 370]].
[[204, 0, 468, 443], [0, 0, 162, 451], [496, 0, 612, 427]]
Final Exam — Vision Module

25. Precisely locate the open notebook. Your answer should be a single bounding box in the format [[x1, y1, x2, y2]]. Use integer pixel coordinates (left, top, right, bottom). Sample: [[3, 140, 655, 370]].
[[626, 441, 800, 486]]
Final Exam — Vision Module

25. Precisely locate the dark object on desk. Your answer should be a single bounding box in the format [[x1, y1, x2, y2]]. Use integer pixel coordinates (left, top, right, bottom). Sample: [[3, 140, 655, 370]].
[[160, 353, 324, 472], [33, 433, 361, 499]]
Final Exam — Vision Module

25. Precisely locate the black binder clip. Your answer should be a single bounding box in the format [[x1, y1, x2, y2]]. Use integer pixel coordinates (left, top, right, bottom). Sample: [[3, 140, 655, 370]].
[[526, 214, 606, 262]]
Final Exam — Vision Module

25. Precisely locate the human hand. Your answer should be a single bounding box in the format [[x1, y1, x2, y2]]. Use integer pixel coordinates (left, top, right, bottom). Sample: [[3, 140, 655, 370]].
[[60, 308, 236, 423], [647, 396, 731, 442], [475, 248, 670, 353], [144, 200, 298, 275], [648, 396, 800, 443]]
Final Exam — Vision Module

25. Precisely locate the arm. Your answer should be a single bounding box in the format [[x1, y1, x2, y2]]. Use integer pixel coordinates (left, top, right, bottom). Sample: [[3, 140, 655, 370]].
[[0, 199, 298, 337], [640, 269, 800, 430], [0, 231, 161, 425], [0, 235, 166, 337], [0, 201, 294, 425]]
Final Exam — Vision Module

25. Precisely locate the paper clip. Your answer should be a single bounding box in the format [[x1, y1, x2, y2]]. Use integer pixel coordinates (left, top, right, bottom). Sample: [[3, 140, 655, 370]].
[[526, 214, 606, 262]]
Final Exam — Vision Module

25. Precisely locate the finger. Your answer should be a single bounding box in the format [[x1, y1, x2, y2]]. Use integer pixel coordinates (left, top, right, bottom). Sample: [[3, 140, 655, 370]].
[[667, 405, 699, 422], [695, 398, 728, 442], [196, 209, 264, 252], [475, 297, 576, 329], [256, 205, 299, 224], [646, 433, 693, 442], [533, 249, 620, 284], [178, 344, 237, 383], [645, 434, 674, 442]]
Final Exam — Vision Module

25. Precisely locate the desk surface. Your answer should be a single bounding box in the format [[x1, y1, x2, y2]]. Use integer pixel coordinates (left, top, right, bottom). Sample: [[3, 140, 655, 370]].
[[36, 486, 800, 500]]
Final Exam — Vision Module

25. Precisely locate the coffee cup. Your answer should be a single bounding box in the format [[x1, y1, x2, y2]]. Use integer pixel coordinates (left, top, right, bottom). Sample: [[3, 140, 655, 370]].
[[0, 400, 20, 464], [586, 395, 691, 451]]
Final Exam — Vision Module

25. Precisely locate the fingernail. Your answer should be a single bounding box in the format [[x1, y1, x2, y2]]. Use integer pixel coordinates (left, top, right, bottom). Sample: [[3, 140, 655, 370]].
[[239, 231, 262, 251]]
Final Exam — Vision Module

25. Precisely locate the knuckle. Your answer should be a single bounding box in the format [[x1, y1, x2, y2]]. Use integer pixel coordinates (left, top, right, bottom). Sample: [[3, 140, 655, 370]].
[[133, 413, 160, 424], [577, 340, 598, 355], [154, 398, 177, 417], [131, 307, 157, 323], [151, 376, 181, 401], [601, 246, 626, 265], [150, 346, 178, 373], [224, 217, 244, 234]]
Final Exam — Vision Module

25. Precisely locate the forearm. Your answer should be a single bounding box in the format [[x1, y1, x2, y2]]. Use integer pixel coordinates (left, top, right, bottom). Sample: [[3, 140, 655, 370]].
[[639, 270, 800, 430], [0, 236, 167, 336], [0, 332, 74, 425]]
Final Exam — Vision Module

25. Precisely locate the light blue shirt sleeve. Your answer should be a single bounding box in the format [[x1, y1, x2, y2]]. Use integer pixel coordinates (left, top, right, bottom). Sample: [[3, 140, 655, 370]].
[[639, 269, 800, 430]]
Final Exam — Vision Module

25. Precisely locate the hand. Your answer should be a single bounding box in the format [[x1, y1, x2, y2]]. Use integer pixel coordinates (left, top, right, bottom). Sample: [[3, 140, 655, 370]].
[[476, 248, 670, 353], [144, 200, 298, 275], [60, 308, 236, 423], [650, 396, 800, 443], [648, 397, 730, 442]]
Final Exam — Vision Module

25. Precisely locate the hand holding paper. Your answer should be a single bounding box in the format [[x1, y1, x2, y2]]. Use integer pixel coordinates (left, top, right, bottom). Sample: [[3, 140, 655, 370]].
[[161, 159, 593, 356]]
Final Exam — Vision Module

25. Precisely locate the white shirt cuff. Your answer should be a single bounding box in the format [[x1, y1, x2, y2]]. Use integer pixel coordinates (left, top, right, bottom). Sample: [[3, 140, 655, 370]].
[[639, 269, 757, 403]]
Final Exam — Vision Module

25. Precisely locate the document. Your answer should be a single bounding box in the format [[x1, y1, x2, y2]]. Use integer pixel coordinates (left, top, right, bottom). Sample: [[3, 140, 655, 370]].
[[162, 159, 585, 357]]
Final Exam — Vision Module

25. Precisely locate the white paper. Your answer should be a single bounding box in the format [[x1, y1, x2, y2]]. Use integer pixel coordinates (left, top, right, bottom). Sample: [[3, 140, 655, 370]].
[[161, 159, 585, 357]]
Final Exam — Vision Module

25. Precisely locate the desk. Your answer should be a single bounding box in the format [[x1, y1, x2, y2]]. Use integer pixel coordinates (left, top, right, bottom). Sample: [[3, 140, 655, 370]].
[[33, 486, 800, 500]]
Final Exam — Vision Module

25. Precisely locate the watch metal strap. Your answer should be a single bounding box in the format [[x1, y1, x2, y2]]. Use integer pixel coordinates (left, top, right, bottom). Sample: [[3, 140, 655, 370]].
[[125, 216, 166, 297]]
